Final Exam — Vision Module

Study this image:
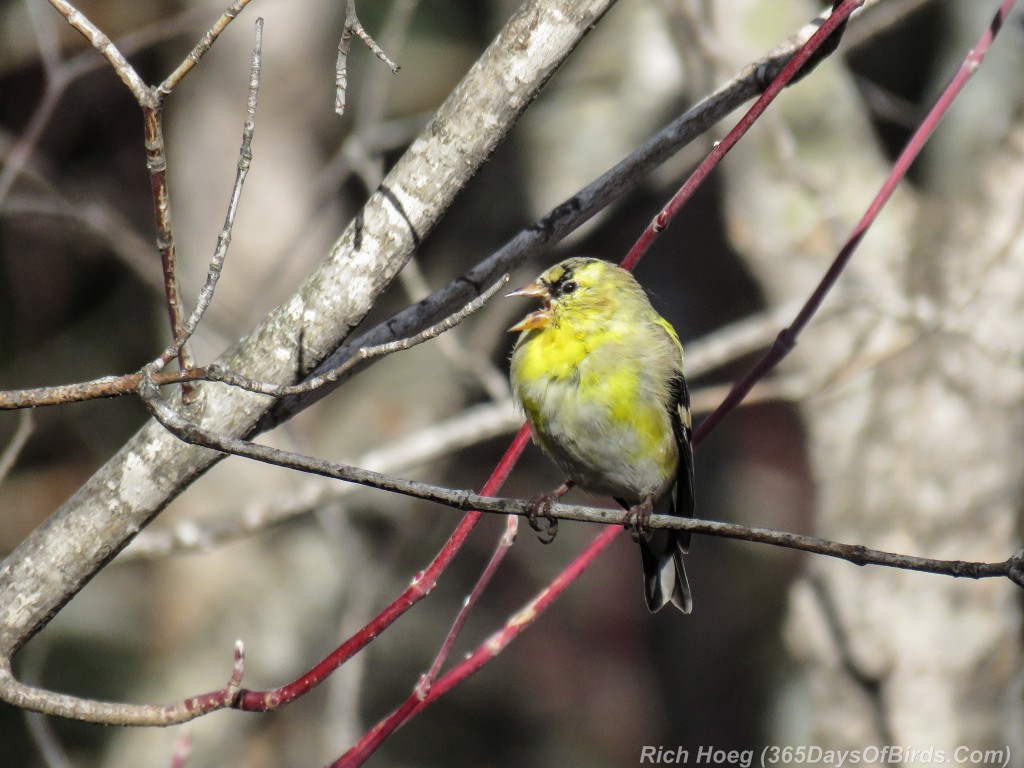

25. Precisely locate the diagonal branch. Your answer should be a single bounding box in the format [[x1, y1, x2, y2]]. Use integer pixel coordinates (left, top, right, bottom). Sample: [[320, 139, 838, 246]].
[[0, 0, 619, 664], [266, 1, 862, 428], [694, 0, 1020, 445]]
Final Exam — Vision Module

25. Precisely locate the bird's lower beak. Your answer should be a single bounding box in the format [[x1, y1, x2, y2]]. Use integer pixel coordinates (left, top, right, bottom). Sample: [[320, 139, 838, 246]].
[[509, 309, 552, 331], [507, 282, 552, 331]]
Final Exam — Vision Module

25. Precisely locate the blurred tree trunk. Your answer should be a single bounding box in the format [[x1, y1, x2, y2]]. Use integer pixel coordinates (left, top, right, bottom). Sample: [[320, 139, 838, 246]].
[[720, 0, 1024, 754]]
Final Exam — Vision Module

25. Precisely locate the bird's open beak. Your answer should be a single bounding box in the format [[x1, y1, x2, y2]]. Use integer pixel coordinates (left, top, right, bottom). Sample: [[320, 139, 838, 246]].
[[507, 282, 552, 331]]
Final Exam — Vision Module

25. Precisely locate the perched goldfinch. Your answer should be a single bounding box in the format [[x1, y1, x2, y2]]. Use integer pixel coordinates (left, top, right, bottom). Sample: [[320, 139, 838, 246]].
[[508, 257, 695, 613]]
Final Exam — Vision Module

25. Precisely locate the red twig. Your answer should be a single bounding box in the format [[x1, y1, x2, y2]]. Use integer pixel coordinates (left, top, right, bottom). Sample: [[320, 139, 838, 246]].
[[418, 513, 520, 694], [694, 0, 1019, 445], [330, 0, 1021, 763], [620, 0, 865, 272], [334, 526, 619, 768], [182, 426, 530, 716]]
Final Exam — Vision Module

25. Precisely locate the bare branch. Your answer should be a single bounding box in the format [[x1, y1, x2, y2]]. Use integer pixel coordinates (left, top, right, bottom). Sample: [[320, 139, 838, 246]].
[[138, 375, 1022, 585], [417, 514, 519, 698], [154, 16, 265, 370], [354, 0, 419, 134], [120, 399, 518, 559], [0, 411, 34, 487], [267, 1, 867, 427], [189, 273, 509, 398], [157, 1, 254, 98], [46, 0, 149, 101], [335, 0, 401, 117], [0, 273, 505, 410]]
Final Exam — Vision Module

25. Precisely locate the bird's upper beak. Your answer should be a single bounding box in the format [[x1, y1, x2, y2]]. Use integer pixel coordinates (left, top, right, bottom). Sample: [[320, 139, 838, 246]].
[[507, 281, 552, 331]]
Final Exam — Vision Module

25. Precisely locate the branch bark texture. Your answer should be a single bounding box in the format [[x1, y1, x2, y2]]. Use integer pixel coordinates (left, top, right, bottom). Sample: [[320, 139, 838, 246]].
[[0, 0, 616, 659]]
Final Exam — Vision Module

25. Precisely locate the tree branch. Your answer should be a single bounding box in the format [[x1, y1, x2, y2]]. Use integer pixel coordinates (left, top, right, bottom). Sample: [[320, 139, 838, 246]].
[[265, 0, 862, 427], [335, 0, 402, 116], [0, 0, 619, 663]]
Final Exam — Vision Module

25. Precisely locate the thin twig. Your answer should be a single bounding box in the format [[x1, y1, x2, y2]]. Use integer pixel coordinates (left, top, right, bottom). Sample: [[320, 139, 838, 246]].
[[693, 0, 1019, 445], [0, 273, 507, 410], [417, 514, 519, 699], [336, 0, 401, 117], [143, 99, 196, 393], [0, 370, 196, 410], [0, 411, 34, 487], [46, 0, 149, 101], [119, 399, 518, 559], [153, 16, 265, 370], [202, 274, 509, 398], [354, 0, 418, 134], [158, 1, 254, 98]]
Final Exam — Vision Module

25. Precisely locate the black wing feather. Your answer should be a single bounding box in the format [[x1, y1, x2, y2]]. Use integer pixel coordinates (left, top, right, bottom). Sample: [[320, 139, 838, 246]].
[[667, 371, 695, 550]]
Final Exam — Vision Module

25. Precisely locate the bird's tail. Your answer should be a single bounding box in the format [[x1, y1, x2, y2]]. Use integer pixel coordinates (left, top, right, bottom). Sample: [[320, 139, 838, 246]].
[[640, 529, 692, 614]]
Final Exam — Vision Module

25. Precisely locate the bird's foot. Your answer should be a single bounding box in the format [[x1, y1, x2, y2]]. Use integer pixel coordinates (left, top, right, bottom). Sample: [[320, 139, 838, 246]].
[[624, 494, 655, 543], [526, 493, 560, 544], [525, 481, 572, 544]]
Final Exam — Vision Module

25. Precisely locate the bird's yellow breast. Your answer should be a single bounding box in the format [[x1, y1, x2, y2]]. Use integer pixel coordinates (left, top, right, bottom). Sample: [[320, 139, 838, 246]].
[[510, 313, 679, 500]]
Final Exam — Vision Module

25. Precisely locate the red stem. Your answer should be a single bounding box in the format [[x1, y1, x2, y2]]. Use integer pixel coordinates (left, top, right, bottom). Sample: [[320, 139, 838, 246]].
[[420, 513, 519, 690], [621, 0, 865, 273], [179, 426, 533, 715], [329, 0, 1020, 762], [694, 0, 1018, 446], [331, 2, 866, 763], [334, 526, 619, 768]]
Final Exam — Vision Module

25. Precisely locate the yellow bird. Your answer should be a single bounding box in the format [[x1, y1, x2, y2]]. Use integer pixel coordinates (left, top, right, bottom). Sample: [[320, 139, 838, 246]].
[[508, 257, 695, 613]]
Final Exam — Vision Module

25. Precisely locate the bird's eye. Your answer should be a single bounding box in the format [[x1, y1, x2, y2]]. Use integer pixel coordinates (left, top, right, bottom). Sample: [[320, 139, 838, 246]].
[[561, 280, 578, 295]]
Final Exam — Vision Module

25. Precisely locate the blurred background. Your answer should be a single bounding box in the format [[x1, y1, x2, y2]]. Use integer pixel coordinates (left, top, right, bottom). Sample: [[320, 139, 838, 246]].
[[1, 1, 1023, 766]]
